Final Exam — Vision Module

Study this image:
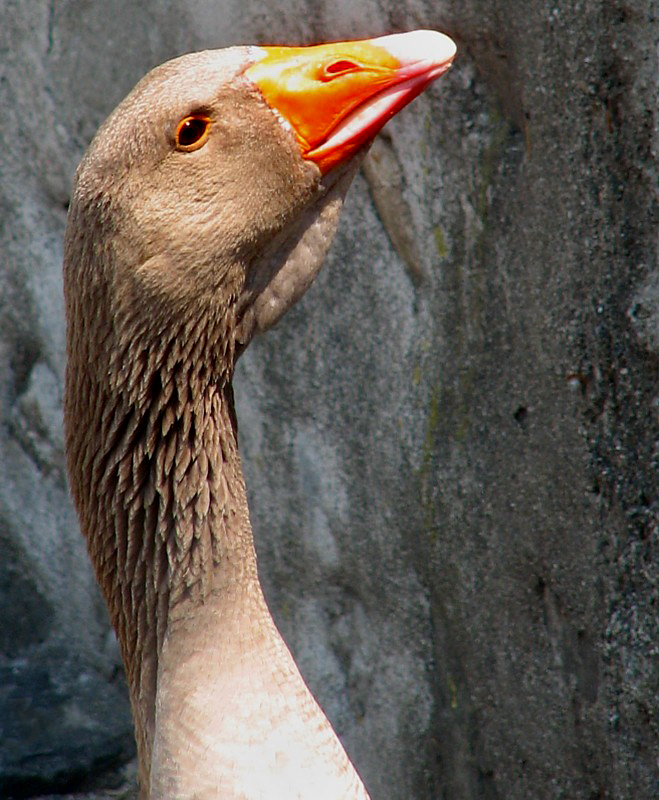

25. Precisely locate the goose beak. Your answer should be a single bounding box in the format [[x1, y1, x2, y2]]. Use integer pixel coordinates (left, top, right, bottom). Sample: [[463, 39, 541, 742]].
[[246, 30, 456, 173]]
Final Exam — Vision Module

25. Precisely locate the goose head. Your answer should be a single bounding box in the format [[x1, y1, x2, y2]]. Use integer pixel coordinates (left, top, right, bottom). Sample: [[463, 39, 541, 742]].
[[64, 32, 456, 387]]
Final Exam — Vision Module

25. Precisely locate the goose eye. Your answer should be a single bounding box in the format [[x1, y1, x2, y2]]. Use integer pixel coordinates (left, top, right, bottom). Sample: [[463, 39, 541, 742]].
[[175, 115, 211, 151], [321, 59, 360, 79]]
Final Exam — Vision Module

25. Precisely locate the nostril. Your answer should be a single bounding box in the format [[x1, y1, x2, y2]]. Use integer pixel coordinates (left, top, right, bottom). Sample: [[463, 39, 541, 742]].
[[323, 59, 360, 78]]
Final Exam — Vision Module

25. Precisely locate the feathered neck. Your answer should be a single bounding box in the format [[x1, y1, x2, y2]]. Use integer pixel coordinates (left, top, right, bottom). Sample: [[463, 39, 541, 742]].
[[64, 257, 259, 785]]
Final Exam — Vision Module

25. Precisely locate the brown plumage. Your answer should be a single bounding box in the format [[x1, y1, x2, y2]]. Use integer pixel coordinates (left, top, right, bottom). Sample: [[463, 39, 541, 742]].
[[63, 32, 455, 799]]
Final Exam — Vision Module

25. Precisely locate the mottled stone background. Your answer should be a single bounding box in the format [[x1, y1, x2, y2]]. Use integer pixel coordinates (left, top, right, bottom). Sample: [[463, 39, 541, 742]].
[[0, 1, 656, 798]]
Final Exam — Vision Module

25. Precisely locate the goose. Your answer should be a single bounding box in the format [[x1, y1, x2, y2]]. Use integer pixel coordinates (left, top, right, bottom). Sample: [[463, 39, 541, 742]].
[[63, 29, 456, 799]]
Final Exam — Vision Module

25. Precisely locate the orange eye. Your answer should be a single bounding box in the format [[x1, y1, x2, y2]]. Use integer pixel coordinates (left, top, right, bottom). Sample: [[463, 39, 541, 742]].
[[175, 115, 211, 151]]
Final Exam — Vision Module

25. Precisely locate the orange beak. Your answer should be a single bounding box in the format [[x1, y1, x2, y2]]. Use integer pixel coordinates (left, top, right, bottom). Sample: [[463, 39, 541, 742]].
[[246, 30, 456, 173]]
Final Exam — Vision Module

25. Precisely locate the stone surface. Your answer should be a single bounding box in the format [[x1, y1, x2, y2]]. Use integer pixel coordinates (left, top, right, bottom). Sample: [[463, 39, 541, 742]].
[[0, 1, 656, 798]]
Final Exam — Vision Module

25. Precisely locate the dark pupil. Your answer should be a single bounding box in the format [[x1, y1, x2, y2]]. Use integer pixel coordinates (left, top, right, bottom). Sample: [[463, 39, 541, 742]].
[[179, 117, 207, 146]]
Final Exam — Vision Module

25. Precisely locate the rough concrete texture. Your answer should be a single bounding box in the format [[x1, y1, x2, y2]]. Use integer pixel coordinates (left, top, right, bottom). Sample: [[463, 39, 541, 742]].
[[0, 1, 656, 798]]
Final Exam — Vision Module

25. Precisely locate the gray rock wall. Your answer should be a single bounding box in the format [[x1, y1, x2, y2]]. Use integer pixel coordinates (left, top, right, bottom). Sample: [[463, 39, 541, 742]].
[[0, 1, 656, 798]]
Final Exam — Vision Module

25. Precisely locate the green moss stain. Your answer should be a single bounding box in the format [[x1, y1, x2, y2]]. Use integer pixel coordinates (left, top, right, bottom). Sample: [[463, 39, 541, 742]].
[[422, 383, 441, 478], [433, 225, 448, 259], [412, 363, 476, 547]]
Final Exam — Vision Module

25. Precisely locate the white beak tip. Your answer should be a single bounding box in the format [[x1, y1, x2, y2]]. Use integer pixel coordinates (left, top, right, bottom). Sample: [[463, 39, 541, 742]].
[[372, 29, 457, 67]]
